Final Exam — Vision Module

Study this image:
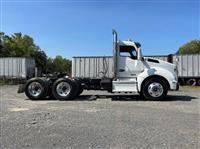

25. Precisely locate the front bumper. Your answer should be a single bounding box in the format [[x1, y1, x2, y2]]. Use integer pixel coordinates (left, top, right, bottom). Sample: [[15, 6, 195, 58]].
[[170, 80, 179, 91]]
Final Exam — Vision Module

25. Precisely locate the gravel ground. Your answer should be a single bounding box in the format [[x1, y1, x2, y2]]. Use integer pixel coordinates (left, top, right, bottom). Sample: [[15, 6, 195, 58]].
[[0, 85, 200, 149]]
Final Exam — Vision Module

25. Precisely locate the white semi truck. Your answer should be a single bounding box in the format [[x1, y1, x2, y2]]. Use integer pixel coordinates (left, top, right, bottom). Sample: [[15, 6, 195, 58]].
[[18, 30, 179, 100]]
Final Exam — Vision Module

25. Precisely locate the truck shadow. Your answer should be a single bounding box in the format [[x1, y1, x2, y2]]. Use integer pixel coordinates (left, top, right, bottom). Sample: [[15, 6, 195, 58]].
[[27, 94, 196, 102], [74, 94, 196, 102]]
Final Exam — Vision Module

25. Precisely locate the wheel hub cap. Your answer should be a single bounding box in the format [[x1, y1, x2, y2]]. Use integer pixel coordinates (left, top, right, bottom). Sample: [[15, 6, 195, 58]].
[[148, 82, 163, 97], [28, 82, 42, 97], [56, 82, 71, 97]]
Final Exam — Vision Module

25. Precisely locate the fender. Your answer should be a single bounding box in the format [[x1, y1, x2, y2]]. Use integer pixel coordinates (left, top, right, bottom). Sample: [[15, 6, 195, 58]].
[[137, 67, 177, 92], [17, 77, 49, 94]]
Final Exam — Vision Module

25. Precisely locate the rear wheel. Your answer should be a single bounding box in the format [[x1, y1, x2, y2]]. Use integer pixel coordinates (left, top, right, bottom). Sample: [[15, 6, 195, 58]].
[[52, 78, 75, 100], [25, 78, 47, 100], [142, 78, 168, 100]]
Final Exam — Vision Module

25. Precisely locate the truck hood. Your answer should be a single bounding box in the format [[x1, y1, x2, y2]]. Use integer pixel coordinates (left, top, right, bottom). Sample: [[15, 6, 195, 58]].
[[144, 57, 175, 73]]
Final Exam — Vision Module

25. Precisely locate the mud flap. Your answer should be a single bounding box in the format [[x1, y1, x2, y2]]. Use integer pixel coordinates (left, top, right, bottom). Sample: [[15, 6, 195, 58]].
[[17, 84, 26, 93]]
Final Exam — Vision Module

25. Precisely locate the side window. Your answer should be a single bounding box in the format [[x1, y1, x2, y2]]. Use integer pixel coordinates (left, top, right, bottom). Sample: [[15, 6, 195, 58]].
[[120, 46, 137, 60], [120, 51, 131, 57]]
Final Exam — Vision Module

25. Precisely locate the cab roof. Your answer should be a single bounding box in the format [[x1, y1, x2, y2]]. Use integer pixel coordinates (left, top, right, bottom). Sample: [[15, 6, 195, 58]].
[[119, 40, 141, 48]]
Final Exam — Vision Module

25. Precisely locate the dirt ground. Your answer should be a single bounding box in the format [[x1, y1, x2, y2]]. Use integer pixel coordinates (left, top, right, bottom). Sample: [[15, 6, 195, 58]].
[[0, 85, 200, 149]]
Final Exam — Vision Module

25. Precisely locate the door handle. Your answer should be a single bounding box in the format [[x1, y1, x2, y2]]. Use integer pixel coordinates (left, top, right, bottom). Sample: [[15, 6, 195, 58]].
[[119, 69, 125, 72]]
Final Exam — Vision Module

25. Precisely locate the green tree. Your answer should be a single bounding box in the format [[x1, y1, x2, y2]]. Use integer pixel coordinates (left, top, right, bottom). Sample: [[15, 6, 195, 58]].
[[51, 55, 71, 74], [177, 40, 200, 54], [46, 58, 54, 73], [0, 32, 47, 71], [30, 49, 47, 71], [0, 32, 12, 56], [0, 32, 72, 74]]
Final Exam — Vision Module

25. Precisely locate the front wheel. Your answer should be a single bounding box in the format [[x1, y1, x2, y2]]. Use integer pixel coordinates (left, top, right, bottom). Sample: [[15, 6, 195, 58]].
[[142, 78, 168, 100]]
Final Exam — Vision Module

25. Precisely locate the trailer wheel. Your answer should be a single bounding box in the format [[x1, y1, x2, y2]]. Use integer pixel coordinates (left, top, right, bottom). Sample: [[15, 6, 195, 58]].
[[186, 79, 196, 86], [197, 79, 200, 86], [142, 78, 168, 100], [52, 78, 75, 100], [25, 78, 47, 100], [179, 78, 185, 86]]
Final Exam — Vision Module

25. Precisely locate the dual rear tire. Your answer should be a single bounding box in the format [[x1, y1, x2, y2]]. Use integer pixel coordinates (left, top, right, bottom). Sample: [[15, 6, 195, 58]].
[[25, 78, 48, 100], [52, 78, 77, 100], [25, 78, 82, 100]]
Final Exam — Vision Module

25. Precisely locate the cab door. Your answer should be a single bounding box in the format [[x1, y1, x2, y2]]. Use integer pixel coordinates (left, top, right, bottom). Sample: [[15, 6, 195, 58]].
[[118, 46, 144, 78]]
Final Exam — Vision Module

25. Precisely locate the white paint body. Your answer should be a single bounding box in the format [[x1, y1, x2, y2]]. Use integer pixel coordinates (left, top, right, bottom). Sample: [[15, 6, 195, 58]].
[[112, 40, 178, 92]]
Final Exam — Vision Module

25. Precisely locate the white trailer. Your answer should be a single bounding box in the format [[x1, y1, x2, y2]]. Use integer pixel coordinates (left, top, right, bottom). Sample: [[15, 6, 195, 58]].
[[177, 54, 200, 85], [18, 30, 179, 100], [0, 57, 35, 80]]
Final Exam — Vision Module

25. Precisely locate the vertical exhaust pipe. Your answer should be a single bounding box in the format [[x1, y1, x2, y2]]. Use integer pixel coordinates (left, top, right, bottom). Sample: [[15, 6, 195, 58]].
[[112, 29, 118, 79]]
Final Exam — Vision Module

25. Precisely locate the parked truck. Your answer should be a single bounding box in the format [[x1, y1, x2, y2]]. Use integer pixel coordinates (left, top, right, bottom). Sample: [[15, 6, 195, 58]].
[[18, 30, 179, 100]]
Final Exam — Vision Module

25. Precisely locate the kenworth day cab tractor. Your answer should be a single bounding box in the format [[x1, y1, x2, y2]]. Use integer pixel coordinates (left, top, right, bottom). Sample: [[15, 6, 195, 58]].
[[18, 30, 179, 100]]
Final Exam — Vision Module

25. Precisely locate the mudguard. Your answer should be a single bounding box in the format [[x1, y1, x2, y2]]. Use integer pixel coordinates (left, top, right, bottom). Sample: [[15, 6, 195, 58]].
[[17, 84, 26, 93]]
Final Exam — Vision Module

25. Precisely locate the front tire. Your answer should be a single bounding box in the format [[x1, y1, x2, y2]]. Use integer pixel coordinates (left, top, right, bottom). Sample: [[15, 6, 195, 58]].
[[142, 78, 168, 100]]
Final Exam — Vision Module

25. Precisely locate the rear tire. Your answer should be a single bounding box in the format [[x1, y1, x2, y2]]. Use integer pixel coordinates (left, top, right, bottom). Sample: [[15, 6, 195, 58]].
[[25, 78, 47, 100], [52, 78, 75, 100], [142, 78, 168, 100]]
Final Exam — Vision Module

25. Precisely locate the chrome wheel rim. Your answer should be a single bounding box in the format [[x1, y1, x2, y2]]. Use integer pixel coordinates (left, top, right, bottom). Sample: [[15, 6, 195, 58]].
[[148, 82, 163, 97], [28, 82, 42, 97], [56, 82, 71, 97]]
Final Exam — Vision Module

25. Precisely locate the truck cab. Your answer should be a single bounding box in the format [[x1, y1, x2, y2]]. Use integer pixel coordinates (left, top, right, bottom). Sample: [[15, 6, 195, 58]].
[[112, 30, 178, 100]]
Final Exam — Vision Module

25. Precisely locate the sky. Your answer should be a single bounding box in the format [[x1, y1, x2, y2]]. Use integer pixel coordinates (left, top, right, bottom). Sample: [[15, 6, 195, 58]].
[[1, 0, 199, 59]]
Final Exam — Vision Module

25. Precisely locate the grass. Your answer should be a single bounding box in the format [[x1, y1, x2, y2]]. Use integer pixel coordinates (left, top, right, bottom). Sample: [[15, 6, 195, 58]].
[[0, 79, 24, 85], [180, 85, 200, 91], [0, 80, 10, 85]]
